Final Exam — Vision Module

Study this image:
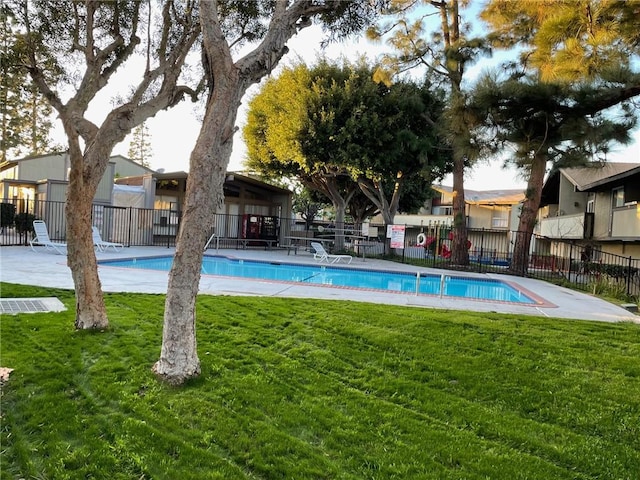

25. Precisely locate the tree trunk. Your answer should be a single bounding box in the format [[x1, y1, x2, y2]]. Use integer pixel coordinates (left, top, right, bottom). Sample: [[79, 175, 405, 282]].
[[450, 156, 469, 265], [318, 178, 353, 252], [65, 133, 109, 330], [438, 0, 469, 266], [154, 0, 360, 384], [509, 154, 547, 276], [333, 199, 347, 252], [153, 78, 240, 385]]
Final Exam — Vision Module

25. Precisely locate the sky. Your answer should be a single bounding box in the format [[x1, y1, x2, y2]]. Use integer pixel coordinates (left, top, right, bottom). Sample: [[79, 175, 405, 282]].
[[54, 20, 640, 192]]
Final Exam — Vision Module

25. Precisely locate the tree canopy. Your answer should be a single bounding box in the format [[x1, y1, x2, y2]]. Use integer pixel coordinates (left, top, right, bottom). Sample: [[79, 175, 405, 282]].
[[11, 0, 202, 330], [481, 0, 640, 82], [156, 0, 385, 384], [244, 59, 451, 250], [368, 0, 490, 264], [127, 123, 153, 168], [476, 0, 640, 274], [1, 5, 57, 161]]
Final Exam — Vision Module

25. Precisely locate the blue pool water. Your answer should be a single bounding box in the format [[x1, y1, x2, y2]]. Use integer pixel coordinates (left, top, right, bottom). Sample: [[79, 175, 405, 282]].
[[101, 255, 537, 304]]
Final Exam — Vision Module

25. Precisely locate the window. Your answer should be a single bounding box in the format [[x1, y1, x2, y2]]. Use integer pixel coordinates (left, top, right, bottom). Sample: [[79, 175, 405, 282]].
[[586, 199, 595, 213], [491, 217, 508, 228], [491, 208, 509, 228], [434, 206, 452, 215], [612, 187, 625, 208]]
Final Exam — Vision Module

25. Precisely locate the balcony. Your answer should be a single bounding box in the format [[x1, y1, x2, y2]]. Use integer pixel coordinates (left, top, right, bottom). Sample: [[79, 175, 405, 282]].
[[610, 203, 640, 239], [538, 212, 593, 239]]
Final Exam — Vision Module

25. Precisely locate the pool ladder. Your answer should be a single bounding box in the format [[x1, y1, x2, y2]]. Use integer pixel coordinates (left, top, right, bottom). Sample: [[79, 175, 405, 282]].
[[415, 272, 446, 297]]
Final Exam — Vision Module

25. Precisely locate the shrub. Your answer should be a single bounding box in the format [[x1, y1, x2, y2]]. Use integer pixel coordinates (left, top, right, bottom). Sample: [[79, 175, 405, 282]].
[[14, 213, 36, 234], [0, 203, 16, 228]]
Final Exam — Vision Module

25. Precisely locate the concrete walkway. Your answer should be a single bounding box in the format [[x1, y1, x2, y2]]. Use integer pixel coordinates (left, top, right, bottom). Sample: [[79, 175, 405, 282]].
[[1, 245, 638, 323]]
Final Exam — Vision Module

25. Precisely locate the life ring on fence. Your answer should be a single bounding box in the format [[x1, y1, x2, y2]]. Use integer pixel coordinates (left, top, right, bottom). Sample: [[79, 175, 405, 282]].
[[416, 233, 427, 246]]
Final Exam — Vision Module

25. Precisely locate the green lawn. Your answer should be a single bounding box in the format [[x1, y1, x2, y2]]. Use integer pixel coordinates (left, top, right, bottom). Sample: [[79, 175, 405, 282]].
[[1, 282, 639, 479]]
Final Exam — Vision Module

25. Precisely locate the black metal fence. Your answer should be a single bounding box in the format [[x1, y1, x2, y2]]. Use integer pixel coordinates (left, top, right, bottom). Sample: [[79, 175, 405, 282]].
[[394, 224, 639, 299], [2, 198, 638, 300]]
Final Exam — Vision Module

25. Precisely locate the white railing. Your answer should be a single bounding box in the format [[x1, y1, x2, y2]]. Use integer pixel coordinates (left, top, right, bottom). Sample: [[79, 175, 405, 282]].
[[611, 204, 640, 238], [538, 213, 586, 239]]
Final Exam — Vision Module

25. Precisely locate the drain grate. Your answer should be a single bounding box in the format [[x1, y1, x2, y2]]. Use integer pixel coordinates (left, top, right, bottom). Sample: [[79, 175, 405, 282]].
[[0, 298, 66, 314]]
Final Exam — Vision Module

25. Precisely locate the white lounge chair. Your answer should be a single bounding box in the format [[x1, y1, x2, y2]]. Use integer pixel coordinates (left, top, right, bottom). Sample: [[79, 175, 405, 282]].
[[92, 226, 124, 252], [311, 241, 352, 264], [30, 220, 67, 255]]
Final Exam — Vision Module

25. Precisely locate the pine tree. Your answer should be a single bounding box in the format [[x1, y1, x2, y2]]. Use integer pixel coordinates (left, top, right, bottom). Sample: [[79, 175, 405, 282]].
[[1, 7, 54, 161], [369, 0, 490, 265], [478, 0, 640, 275], [127, 123, 153, 168], [482, 0, 640, 82]]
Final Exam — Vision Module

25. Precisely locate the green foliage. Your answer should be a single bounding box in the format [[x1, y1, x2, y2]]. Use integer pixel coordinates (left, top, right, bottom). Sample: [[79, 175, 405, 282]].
[[481, 0, 640, 82], [244, 58, 451, 224], [127, 123, 153, 168], [571, 260, 640, 303], [0, 202, 16, 227], [470, 75, 637, 169], [292, 187, 329, 230], [587, 275, 636, 304], [1, 6, 56, 161], [3, 283, 640, 479], [576, 261, 639, 280], [13, 212, 35, 233]]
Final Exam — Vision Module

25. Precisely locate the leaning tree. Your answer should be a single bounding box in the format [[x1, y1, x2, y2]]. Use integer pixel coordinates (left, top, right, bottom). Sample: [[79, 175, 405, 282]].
[[153, 0, 384, 385], [12, 0, 202, 329]]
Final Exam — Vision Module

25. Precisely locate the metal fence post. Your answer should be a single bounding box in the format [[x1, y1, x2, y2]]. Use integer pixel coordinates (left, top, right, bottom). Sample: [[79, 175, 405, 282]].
[[478, 228, 485, 273], [627, 256, 633, 297], [127, 207, 132, 247], [568, 243, 574, 282]]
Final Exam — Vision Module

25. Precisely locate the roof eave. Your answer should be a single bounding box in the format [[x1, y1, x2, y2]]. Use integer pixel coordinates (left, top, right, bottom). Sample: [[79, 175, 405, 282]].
[[579, 166, 640, 191]]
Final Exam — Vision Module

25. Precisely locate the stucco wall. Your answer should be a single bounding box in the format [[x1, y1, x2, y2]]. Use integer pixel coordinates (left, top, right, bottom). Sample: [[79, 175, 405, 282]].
[[19, 154, 67, 181], [558, 175, 587, 216]]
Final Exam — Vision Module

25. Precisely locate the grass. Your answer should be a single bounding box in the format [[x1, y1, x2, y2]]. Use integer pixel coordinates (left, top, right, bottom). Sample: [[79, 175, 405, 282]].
[[1, 282, 639, 479]]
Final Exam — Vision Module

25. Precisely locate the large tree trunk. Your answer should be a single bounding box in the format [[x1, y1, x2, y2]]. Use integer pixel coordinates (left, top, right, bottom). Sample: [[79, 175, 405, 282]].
[[357, 176, 401, 255], [450, 156, 469, 265], [153, 0, 361, 385], [64, 131, 109, 330], [439, 0, 470, 267], [509, 154, 547, 276], [153, 75, 240, 385], [332, 198, 348, 252], [317, 177, 356, 252]]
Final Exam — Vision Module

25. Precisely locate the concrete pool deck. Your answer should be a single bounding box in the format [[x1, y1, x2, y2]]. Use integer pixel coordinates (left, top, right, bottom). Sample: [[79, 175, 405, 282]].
[[1, 245, 638, 324]]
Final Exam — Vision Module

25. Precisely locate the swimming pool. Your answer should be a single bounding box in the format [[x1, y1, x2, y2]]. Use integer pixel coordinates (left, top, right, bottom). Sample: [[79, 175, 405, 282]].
[[101, 255, 538, 304]]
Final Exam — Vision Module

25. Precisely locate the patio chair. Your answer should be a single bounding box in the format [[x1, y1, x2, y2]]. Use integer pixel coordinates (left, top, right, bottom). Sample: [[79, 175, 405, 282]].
[[92, 226, 124, 252], [311, 241, 352, 264], [30, 220, 67, 255]]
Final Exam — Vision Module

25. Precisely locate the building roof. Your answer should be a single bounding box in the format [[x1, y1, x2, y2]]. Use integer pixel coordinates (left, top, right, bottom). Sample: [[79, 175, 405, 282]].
[[110, 154, 156, 173], [0, 152, 153, 175], [540, 162, 640, 207], [433, 185, 525, 205], [0, 151, 67, 172], [559, 162, 640, 191], [116, 170, 292, 195]]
